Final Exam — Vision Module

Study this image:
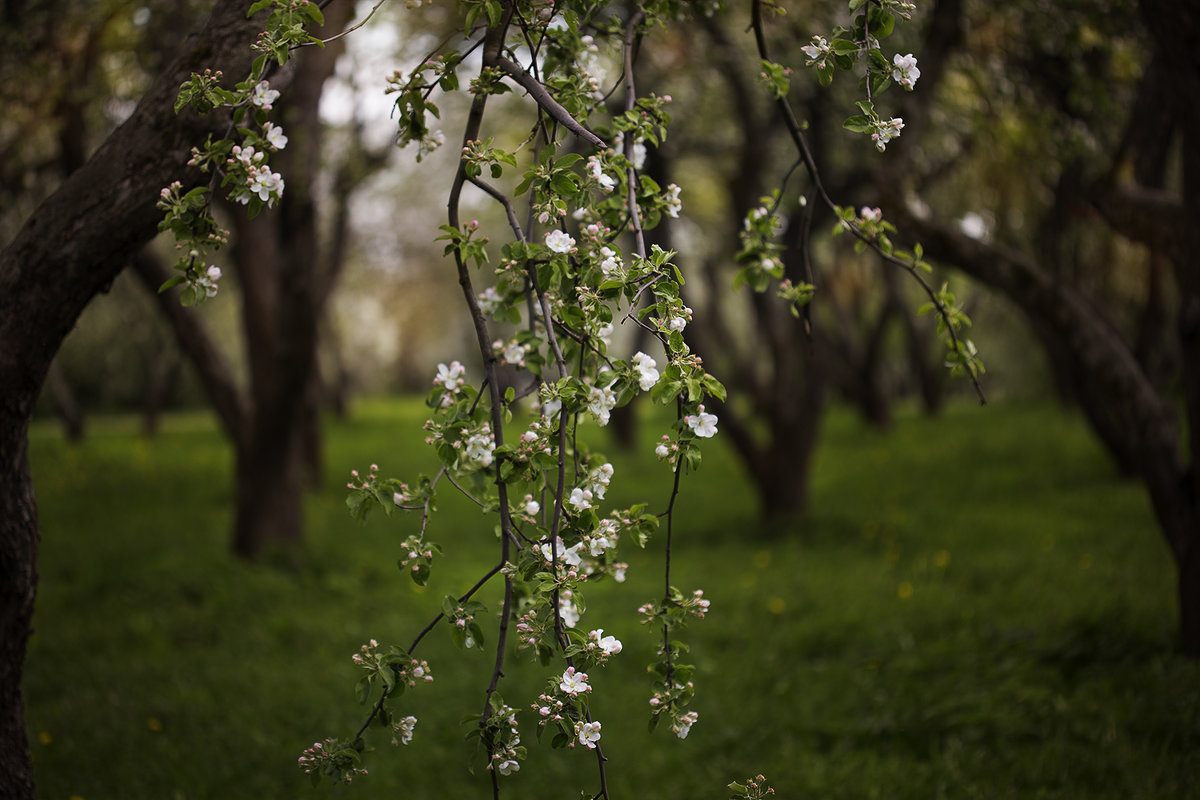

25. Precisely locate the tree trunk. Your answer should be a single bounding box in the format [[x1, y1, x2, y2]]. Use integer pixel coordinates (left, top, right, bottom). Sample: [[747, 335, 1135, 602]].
[[44, 359, 86, 441], [0, 4, 264, 794], [223, 0, 352, 555], [894, 208, 1199, 653], [1181, 534, 1200, 658], [142, 347, 180, 437], [131, 251, 249, 443], [0, 414, 36, 800], [757, 370, 827, 520]]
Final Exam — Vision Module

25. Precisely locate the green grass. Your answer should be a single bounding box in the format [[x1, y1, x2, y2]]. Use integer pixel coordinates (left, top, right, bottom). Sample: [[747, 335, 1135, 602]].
[[23, 399, 1200, 799]]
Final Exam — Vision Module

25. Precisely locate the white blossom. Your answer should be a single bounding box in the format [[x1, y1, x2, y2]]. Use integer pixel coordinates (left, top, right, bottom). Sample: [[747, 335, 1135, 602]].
[[892, 53, 920, 90], [577, 720, 602, 749], [463, 424, 495, 467], [801, 36, 832, 66], [559, 666, 590, 695], [631, 352, 660, 392], [588, 156, 616, 191], [502, 340, 526, 365], [477, 286, 502, 315], [559, 593, 580, 627], [589, 628, 623, 655], [598, 247, 622, 278], [871, 117, 904, 151], [685, 405, 719, 438], [587, 383, 616, 426], [434, 361, 465, 390], [264, 121, 288, 150], [673, 711, 699, 739], [568, 487, 593, 512], [664, 183, 682, 218], [397, 715, 417, 745], [540, 537, 583, 567], [545, 229, 575, 253], [251, 80, 279, 109]]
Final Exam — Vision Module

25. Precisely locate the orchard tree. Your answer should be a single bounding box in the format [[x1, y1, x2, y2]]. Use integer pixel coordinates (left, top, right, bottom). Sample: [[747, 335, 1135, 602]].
[[158, 0, 974, 792], [142, 0, 357, 555], [863, 0, 1200, 655], [0, 2, 268, 793]]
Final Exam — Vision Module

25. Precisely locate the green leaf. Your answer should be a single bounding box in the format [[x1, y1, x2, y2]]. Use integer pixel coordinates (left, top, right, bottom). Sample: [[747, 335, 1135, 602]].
[[354, 676, 371, 705], [484, 0, 501, 27], [157, 275, 186, 293], [843, 115, 873, 133], [302, 2, 324, 26]]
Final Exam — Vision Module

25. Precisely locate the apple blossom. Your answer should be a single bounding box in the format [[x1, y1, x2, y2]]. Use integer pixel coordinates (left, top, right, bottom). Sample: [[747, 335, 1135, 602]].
[[248, 168, 284, 203], [801, 35, 832, 66], [545, 229, 575, 253], [589, 629, 623, 655], [632, 352, 661, 391], [871, 117, 905, 151], [559, 666, 590, 695], [598, 246, 622, 278], [264, 121, 288, 150], [892, 53, 920, 90], [568, 487, 593, 512], [250, 80, 279, 109], [686, 406, 719, 438], [576, 720, 602, 749], [587, 383, 616, 425], [397, 715, 417, 745]]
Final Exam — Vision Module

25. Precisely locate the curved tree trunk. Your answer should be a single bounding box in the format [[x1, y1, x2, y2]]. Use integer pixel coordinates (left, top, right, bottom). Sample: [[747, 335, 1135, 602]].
[[0, 4, 264, 794], [894, 208, 1199, 653]]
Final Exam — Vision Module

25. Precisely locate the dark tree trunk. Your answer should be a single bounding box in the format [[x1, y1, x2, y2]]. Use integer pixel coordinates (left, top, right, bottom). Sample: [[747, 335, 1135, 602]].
[[894, 208, 1200, 653], [0, 3, 264, 795], [44, 359, 85, 441], [131, 251, 249, 443], [133, 2, 353, 556], [142, 348, 180, 437], [0, 416, 36, 800], [224, 1, 351, 554], [757, 367, 827, 520]]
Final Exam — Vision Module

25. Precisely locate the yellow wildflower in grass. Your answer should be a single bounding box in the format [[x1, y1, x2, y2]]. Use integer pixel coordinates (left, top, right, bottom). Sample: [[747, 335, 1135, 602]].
[[897, 581, 914, 599]]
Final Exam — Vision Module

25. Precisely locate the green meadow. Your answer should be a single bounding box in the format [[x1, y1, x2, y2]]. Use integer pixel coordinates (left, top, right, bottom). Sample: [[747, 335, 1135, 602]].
[[23, 399, 1200, 799]]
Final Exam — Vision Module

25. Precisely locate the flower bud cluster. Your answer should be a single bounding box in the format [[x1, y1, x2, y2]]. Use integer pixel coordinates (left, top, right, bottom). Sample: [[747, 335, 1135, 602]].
[[352, 639, 434, 689], [422, 418, 495, 470], [391, 715, 418, 747], [297, 738, 367, 783], [484, 703, 523, 775]]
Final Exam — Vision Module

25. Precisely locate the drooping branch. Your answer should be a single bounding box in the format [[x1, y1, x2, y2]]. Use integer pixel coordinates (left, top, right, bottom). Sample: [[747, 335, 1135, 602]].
[[492, 54, 605, 149]]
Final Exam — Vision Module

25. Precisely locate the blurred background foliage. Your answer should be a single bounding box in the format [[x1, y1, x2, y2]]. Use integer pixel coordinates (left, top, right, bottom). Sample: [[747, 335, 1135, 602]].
[[7, 0, 1155, 419]]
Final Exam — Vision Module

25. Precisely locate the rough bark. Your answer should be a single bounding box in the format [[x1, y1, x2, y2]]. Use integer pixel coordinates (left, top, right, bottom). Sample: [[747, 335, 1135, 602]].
[[0, 3, 264, 795], [1139, 0, 1200, 656]]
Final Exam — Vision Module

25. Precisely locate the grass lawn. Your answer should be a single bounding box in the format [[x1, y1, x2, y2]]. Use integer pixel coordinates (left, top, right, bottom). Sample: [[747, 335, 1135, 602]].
[[23, 398, 1200, 799]]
